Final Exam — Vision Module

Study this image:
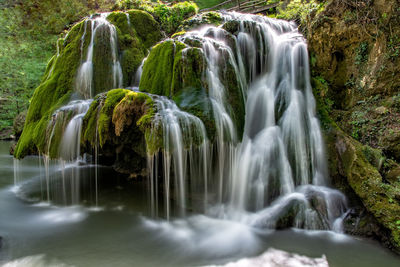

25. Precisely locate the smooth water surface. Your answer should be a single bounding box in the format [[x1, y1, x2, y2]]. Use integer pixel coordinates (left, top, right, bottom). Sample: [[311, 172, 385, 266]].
[[0, 141, 399, 267]]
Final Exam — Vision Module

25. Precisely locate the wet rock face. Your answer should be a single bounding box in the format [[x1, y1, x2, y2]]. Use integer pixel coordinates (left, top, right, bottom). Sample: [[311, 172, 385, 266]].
[[308, 1, 400, 107], [324, 128, 400, 251], [306, 0, 400, 252]]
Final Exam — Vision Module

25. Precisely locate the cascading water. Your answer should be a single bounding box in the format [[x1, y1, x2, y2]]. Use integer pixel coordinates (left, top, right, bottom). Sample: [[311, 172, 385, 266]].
[[144, 12, 348, 231], [38, 99, 93, 205], [7, 10, 400, 267], [29, 12, 125, 206], [76, 13, 123, 99], [147, 96, 210, 218], [14, 10, 347, 231]]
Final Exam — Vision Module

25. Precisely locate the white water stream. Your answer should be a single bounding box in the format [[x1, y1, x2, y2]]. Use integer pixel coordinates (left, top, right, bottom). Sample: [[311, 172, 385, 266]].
[[144, 12, 347, 231]]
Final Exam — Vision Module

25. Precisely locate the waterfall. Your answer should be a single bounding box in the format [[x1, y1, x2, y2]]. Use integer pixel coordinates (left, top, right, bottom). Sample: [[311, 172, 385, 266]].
[[34, 12, 127, 205], [38, 99, 93, 205], [147, 96, 209, 218], [58, 100, 92, 161], [75, 14, 123, 99], [17, 10, 347, 232], [145, 12, 347, 231]]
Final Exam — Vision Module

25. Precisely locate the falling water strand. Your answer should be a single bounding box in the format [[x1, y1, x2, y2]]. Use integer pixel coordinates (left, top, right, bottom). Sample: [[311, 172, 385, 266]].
[[142, 12, 348, 231], [13, 158, 20, 187], [76, 14, 123, 99], [147, 96, 209, 218]]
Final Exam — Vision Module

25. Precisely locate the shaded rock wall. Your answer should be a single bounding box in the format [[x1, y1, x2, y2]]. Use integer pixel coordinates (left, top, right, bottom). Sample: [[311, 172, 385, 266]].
[[305, 0, 400, 251]]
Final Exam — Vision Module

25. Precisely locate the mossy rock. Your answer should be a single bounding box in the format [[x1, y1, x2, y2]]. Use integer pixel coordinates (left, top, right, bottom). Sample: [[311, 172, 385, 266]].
[[139, 40, 186, 97], [82, 89, 130, 147], [81, 88, 154, 152], [139, 34, 246, 141], [222, 20, 240, 35], [14, 20, 87, 159], [92, 23, 116, 95], [332, 129, 400, 251], [178, 11, 223, 32], [113, 91, 155, 137], [79, 89, 154, 174], [107, 10, 163, 87], [15, 10, 162, 159]]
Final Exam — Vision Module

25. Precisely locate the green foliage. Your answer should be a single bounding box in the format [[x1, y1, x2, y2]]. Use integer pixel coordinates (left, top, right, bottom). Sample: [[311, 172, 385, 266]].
[[193, 0, 223, 10], [139, 40, 186, 96], [350, 110, 369, 140], [355, 42, 369, 65], [0, 7, 57, 133], [16, 0, 91, 34], [311, 76, 336, 129], [114, 0, 198, 35], [98, 89, 131, 146], [271, 0, 325, 26], [14, 20, 88, 158], [0, 0, 117, 135], [387, 35, 400, 61]]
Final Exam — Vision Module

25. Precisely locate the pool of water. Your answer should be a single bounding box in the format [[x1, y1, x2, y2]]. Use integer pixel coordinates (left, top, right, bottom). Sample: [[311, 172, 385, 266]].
[[1, 141, 399, 267]]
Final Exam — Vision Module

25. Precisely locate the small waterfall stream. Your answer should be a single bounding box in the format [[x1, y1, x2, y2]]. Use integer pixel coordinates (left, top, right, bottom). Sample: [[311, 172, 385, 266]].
[[76, 13, 123, 99], [30, 13, 124, 206], [145, 12, 348, 231]]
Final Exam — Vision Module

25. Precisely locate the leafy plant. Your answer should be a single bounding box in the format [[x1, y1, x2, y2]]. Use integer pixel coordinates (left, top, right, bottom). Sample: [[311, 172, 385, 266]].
[[114, 0, 198, 34], [270, 0, 326, 26], [355, 42, 369, 65]]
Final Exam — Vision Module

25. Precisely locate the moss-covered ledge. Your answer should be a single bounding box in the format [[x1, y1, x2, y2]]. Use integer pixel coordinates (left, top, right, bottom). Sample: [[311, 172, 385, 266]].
[[81, 89, 154, 176], [326, 128, 400, 252]]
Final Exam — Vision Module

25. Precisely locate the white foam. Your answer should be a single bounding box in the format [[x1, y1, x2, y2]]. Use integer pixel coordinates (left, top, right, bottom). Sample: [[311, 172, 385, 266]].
[[203, 248, 328, 267]]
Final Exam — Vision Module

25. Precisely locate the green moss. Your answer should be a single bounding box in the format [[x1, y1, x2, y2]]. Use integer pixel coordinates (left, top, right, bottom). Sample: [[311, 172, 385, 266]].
[[139, 40, 186, 96], [335, 130, 400, 250], [126, 10, 163, 48], [107, 10, 162, 87], [14, 21, 86, 158], [82, 97, 102, 147], [113, 91, 154, 134], [222, 20, 240, 35], [171, 31, 186, 38], [82, 89, 131, 147], [111, 91, 156, 154], [93, 24, 115, 95], [178, 11, 223, 31], [171, 47, 205, 96], [98, 89, 131, 146], [311, 76, 338, 129], [220, 56, 245, 140]]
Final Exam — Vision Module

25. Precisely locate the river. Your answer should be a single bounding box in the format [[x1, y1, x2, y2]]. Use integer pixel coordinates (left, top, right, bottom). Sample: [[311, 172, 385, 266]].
[[0, 141, 399, 266]]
